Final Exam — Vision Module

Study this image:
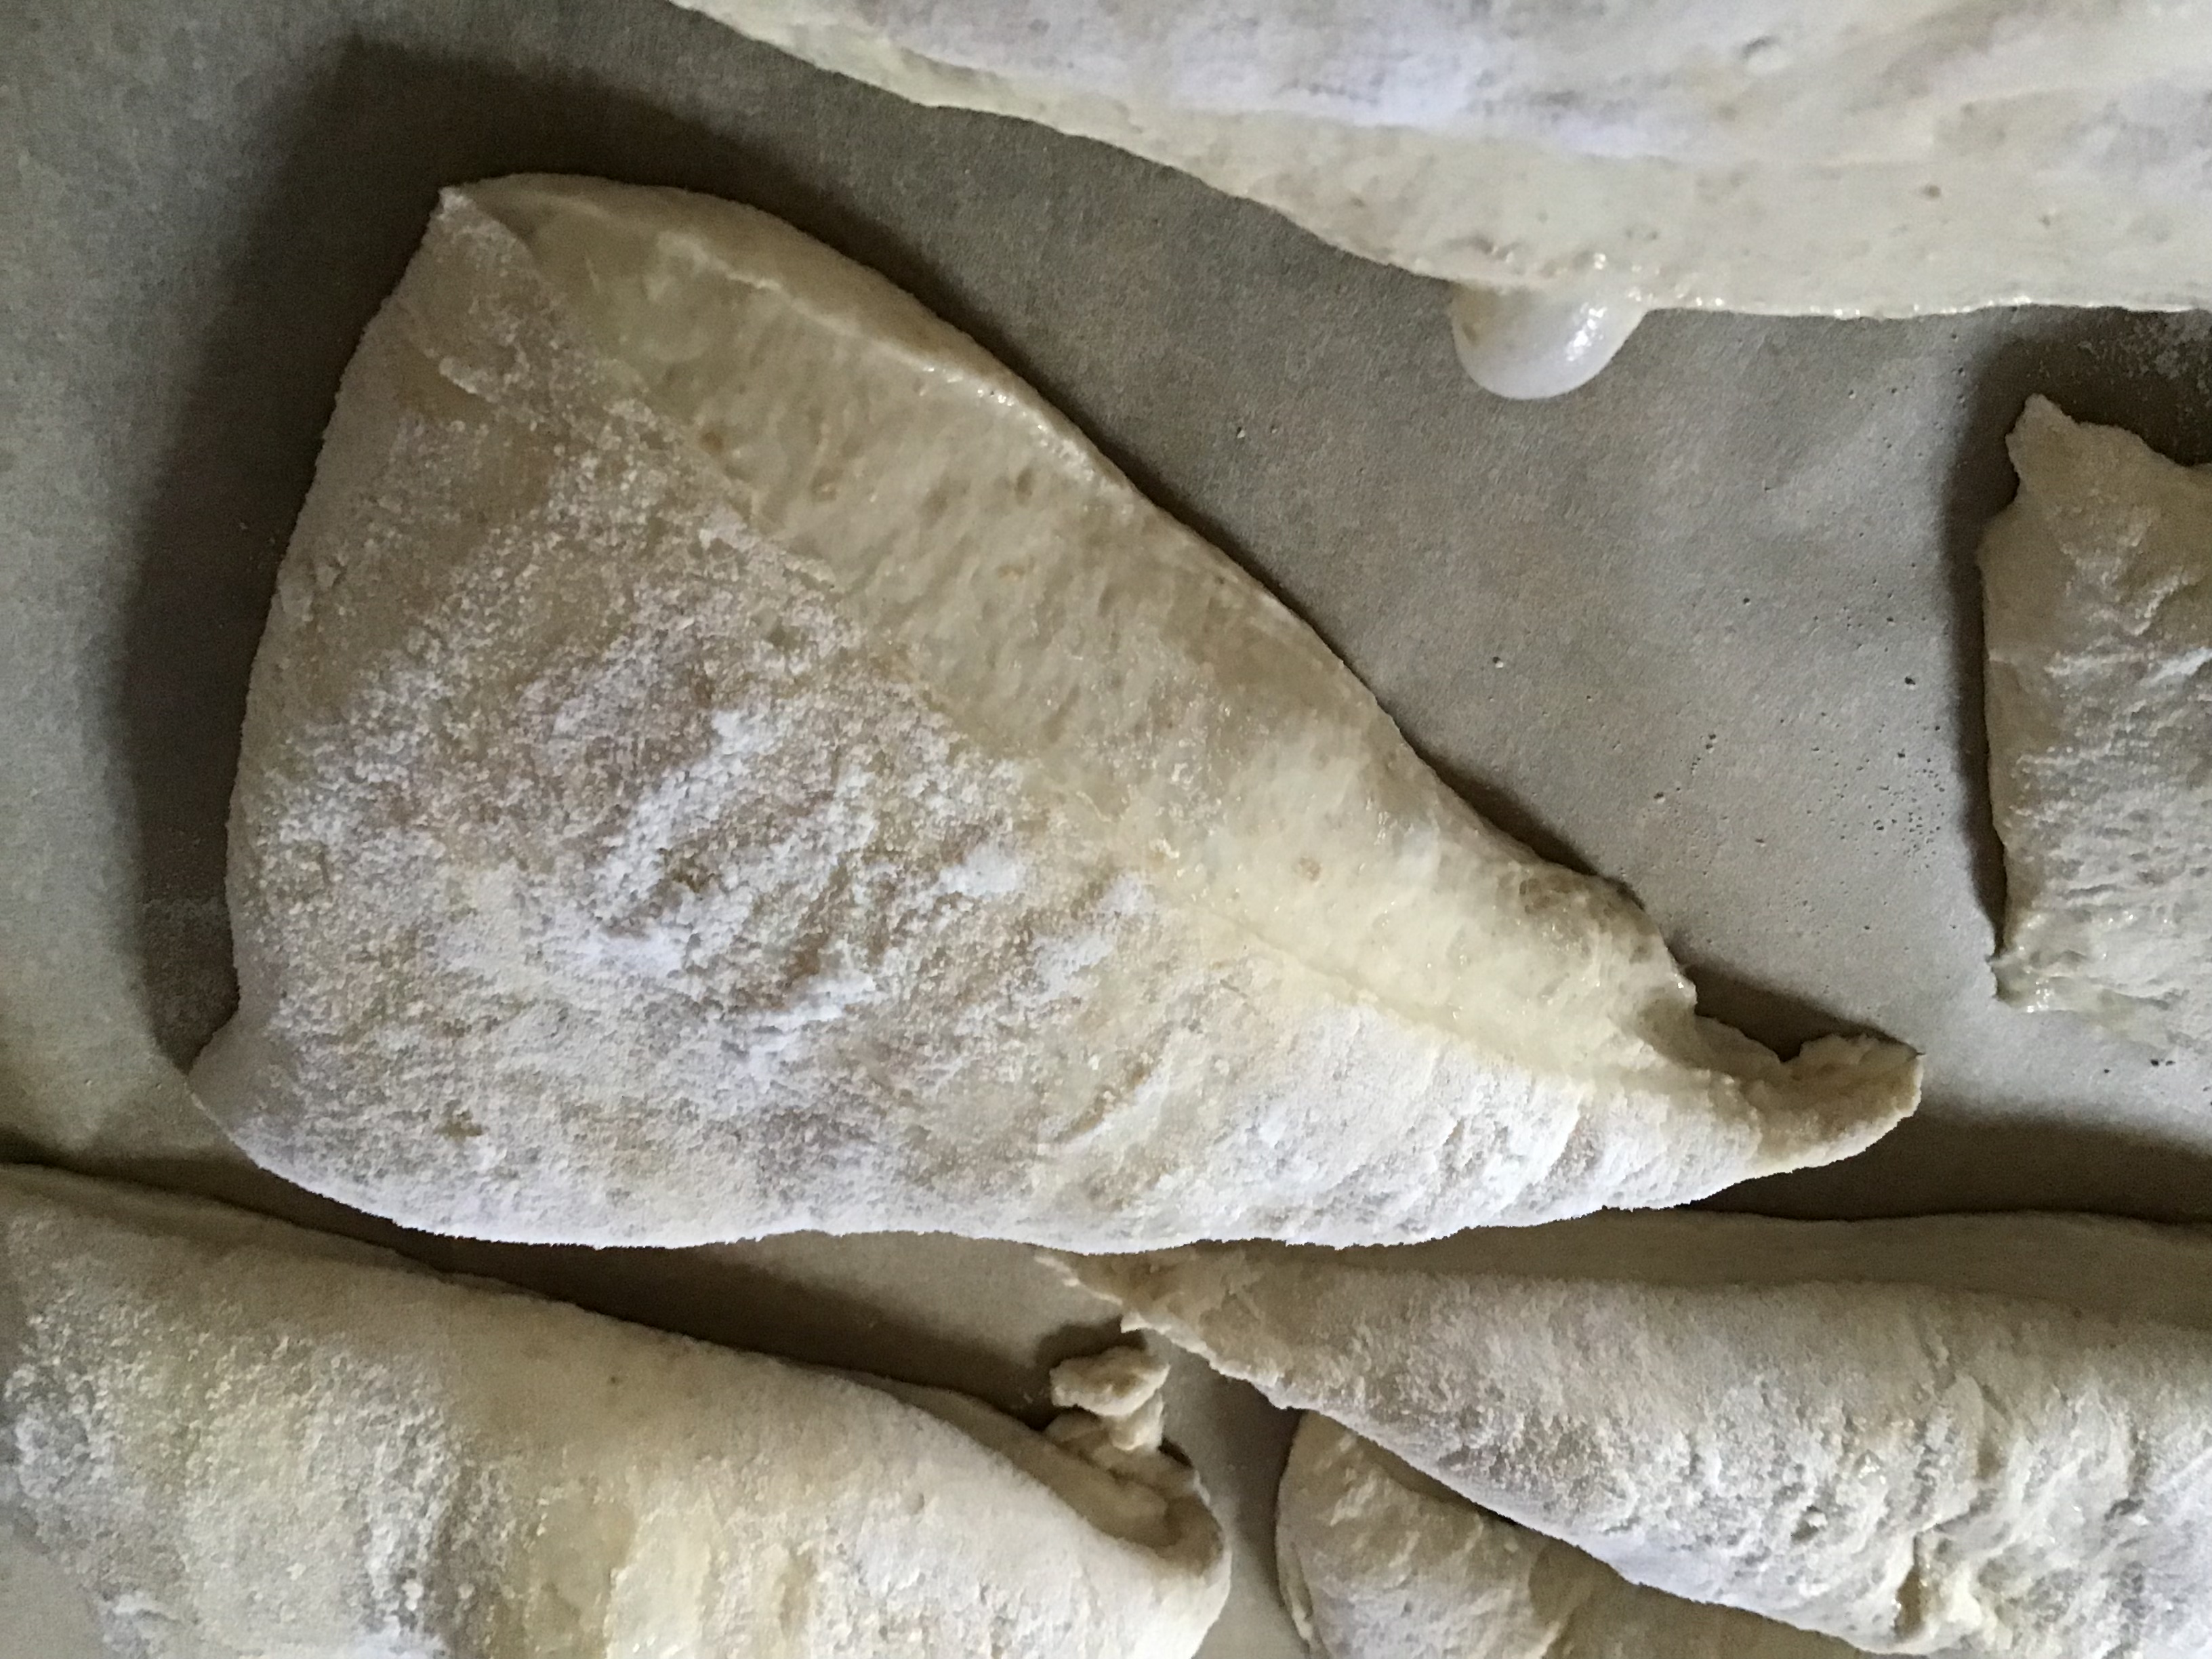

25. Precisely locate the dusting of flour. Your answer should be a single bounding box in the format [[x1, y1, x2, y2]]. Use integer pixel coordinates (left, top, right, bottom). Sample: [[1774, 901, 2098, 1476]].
[[191, 178, 1917, 1248]]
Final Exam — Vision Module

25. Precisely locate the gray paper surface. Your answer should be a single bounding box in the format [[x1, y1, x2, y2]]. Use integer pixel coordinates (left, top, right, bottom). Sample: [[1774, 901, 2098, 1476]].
[[8, 1, 2212, 1653]]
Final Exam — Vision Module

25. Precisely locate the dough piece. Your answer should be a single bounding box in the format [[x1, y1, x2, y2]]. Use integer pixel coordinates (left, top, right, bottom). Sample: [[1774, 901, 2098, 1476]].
[[192, 173, 1916, 1248], [1278, 1415, 1862, 1659], [674, 2, 2212, 392], [0, 1164, 1227, 1659], [1061, 1212, 2212, 1657], [1052, 1345, 1172, 1453], [1982, 396, 2212, 1052]]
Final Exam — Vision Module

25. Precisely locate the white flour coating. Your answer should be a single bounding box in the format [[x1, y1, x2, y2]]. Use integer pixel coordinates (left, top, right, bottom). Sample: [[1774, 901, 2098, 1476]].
[[1278, 1416, 1862, 1659], [0, 1166, 1227, 1659], [1063, 1212, 2212, 1658], [677, 2, 2212, 392], [192, 174, 1916, 1247], [1982, 396, 2212, 1054]]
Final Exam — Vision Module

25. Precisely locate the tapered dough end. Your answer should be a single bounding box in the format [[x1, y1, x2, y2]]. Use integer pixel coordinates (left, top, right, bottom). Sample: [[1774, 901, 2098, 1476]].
[[1277, 1415, 1866, 1659], [1745, 1033, 1920, 1172]]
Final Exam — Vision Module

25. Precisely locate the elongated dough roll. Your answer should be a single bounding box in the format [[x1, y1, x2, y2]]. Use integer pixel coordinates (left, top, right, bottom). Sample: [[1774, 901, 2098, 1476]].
[[1063, 1213, 2212, 1658], [1983, 396, 2212, 1052], [1279, 1415, 1861, 1659], [192, 173, 1915, 1248], [674, 2, 2212, 392], [0, 1166, 1227, 1659]]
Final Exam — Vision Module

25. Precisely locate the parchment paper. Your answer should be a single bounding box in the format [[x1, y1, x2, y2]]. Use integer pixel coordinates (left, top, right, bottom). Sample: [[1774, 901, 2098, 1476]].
[[9, 1, 2212, 1653]]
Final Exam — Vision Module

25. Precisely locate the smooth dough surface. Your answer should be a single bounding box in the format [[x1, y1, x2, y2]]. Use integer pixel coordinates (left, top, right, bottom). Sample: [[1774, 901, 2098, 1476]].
[[674, 1, 2212, 319], [1278, 1416, 1862, 1659], [1062, 1212, 2212, 1658], [0, 1164, 1227, 1659], [190, 173, 1917, 1248], [1982, 396, 2212, 1053]]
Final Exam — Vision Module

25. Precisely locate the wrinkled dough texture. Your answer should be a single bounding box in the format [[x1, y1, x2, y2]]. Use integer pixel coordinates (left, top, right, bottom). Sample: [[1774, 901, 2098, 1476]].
[[1062, 1211, 2212, 1658], [0, 1166, 1226, 1659], [679, 0, 2212, 315], [1982, 396, 2212, 1053], [1279, 1416, 1862, 1659], [192, 174, 1914, 1247]]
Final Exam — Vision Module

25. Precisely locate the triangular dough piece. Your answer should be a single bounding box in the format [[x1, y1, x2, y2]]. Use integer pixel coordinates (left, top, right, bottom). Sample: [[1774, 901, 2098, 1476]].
[[1279, 1415, 1862, 1659], [1061, 1212, 2212, 1657], [0, 1165, 1227, 1659], [675, 5, 2212, 344], [192, 173, 1915, 1247], [1982, 395, 2212, 1052]]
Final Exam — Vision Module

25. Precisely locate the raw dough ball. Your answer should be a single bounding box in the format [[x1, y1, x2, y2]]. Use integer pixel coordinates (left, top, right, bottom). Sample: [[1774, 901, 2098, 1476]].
[[0, 1165, 1227, 1659], [1062, 1210, 2212, 1658], [676, 2, 2212, 389], [1982, 395, 2212, 1053], [193, 173, 1916, 1248], [1279, 1415, 1862, 1659]]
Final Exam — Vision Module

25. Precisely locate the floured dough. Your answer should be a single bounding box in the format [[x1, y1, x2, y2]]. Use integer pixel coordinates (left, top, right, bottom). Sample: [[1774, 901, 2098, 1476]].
[[1279, 1415, 1862, 1659], [1982, 396, 2212, 1052], [674, 2, 2212, 392], [0, 1164, 1227, 1659], [1052, 1346, 1173, 1454], [1061, 1212, 2212, 1658], [190, 179, 1911, 1247], [191, 174, 1916, 1248]]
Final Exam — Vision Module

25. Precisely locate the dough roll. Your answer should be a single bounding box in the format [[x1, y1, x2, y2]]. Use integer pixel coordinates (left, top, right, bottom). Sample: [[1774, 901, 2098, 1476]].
[[0, 1166, 1228, 1659], [193, 174, 1916, 1247], [1279, 1414, 1862, 1659], [1064, 1212, 2212, 1658], [1982, 395, 2212, 1053], [676, 3, 2212, 394]]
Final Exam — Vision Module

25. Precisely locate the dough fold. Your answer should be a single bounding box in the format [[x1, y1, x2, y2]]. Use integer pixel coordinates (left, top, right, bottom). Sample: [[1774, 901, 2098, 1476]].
[[194, 173, 1914, 1247], [1279, 1415, 1862, 1659], [0, 1165, 1227, 1659], [1061, 1212, 2212, 1658], [1982, 395, 2212, 1052]]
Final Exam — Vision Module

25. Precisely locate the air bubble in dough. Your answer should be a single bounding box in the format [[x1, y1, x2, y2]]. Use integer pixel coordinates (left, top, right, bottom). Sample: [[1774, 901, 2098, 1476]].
[[1063, 1210, 2212, 1658], [192, 174, 1917, 1248], [0, 1165, 1228, 1659]]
